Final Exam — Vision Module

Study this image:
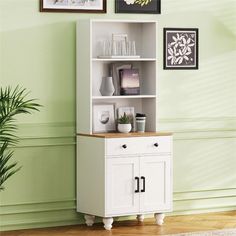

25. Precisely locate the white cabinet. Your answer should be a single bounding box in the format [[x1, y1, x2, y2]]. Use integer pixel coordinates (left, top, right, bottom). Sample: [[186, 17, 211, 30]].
[[106, 156, 172, 216], [76, 19, 173, 230], [106, 157, 140, 215], [140, 156, 172, 212], [76, 134, 173, 230], [106, 136, 172, 156]]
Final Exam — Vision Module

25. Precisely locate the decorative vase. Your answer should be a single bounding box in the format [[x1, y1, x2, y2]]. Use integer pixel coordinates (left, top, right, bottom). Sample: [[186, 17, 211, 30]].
[[118, 123, 132, 133], [100, 77, 115, 96]]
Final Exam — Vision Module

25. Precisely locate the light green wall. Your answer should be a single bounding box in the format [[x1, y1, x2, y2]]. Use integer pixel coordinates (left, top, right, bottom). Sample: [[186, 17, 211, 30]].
[[0, 0, 236, 231]]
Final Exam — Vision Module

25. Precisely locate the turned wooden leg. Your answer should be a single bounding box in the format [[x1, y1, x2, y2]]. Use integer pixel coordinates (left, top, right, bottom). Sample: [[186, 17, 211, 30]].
[[84, 214, 95, 226], [103, 217, 113, 230], [136, 214, 145, 222], [154, 213, 165, 225]]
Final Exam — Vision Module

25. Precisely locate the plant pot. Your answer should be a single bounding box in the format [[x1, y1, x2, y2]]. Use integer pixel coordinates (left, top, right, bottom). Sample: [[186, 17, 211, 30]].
[[118, 123, 132, 133]]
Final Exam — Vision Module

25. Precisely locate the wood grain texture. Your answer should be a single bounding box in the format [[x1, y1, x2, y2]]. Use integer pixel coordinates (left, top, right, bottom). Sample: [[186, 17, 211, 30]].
[[77, 131, 173, 138], [2, 211, 236, 236]]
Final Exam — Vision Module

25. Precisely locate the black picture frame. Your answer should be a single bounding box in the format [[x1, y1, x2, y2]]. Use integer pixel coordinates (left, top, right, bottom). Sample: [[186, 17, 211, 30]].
[[40, 0, 106, 13], [115, 0, 161, 14], [163, 28, 199, 70]]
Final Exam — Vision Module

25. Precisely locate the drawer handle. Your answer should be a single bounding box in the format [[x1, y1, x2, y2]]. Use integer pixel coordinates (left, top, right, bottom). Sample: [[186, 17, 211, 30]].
[[141, 176, 145, 193], [154, 143, 159, 147], [122, 144, 127, 149], [135, 177, 139, 193]]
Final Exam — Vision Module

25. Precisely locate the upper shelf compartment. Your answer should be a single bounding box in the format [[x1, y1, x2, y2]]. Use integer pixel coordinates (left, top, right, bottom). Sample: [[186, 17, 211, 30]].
[[92, 58, 156, 62], [91, 20, 157, 59]]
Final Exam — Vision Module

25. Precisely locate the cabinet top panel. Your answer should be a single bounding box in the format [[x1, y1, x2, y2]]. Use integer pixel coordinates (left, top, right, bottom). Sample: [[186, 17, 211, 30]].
[[77, 132, 173, 139], [90, 19, 157, 23]]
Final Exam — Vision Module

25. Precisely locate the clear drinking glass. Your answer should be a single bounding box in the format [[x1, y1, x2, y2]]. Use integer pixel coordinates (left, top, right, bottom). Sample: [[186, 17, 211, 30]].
[[116, 41, 121, 56], [121, 40, 127, 56], [112, 40, 117, 56], [102, 40, 111, 56], [127, 41, 132, 56], [131, 41, 136, 56], [102, 40, 107, 56]]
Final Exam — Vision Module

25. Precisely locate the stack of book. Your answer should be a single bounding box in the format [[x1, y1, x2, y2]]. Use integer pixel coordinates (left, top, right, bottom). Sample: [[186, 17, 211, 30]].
[[110, 63, 140, 96]]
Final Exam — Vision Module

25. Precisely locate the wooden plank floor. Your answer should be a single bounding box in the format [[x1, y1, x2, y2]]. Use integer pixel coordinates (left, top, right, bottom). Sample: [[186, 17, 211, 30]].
[[2, 211, 236, 236]]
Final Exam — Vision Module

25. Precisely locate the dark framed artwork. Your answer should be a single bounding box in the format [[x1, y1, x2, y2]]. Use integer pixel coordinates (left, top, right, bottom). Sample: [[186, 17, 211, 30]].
[[163, 28, 199, 70], [115, 0, 161, 14], [40, 0, 106, 13]]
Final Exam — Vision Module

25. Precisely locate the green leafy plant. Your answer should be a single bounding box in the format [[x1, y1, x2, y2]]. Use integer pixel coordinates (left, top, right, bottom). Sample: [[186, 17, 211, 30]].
[[118, 112, 131, 124], [0, 86, 41, 191]]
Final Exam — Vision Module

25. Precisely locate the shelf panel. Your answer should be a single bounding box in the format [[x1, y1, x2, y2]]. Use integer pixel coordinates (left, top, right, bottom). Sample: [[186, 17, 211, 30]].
[[92, 95, 156, 99], [91, 19, 157, 23], [77, 132, 173, 138], [92, 58, 156, 62]]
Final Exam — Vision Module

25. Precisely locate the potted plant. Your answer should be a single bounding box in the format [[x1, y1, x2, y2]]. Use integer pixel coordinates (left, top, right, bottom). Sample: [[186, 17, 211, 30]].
[[117, 112, 132, 133], [0, 86, 40, 191]]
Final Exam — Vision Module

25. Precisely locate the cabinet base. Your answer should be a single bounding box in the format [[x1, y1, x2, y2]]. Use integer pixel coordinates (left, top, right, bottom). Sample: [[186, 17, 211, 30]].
[[154, 213, 165, 225], [83, 213, 166, 230], [136, 214, 145, 222], [84, 214, 95, 226], [103, 217, 113, 230]]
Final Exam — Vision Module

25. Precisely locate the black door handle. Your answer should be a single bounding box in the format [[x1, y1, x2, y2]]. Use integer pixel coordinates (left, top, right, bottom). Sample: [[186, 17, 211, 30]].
[[141, 176, 145, 192], [122, 144, 127, 149], [135, 177, 139, 193], [154, 143, 158, 147]]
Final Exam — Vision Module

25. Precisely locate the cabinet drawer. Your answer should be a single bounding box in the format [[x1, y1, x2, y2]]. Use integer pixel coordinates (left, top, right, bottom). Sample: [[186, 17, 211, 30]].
[[106, 136, 172, 156]]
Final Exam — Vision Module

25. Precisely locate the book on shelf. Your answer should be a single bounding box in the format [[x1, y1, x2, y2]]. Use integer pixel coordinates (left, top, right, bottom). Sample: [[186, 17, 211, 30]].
[[110, 63, 132, 96], [119, 69, 140, 95]]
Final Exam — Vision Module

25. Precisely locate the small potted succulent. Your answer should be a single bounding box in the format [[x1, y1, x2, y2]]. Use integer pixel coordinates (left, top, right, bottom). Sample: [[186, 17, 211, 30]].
[[117, 112, 132, 133], [135, 113, 146, 133]]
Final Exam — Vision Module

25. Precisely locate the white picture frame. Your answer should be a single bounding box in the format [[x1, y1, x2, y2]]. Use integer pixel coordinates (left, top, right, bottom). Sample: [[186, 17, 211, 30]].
[[117, 107, 135, 131], [93, 104, 116, 133], [40, 0, 106, 13]]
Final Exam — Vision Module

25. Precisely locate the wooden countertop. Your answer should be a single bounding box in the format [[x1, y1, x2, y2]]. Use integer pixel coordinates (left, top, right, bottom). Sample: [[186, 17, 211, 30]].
[[77, 132, 173, 138]]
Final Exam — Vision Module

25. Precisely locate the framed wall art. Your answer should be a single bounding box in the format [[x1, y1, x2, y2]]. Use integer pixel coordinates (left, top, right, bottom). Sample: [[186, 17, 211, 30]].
[[93, 104, 116, 133], [115, 0, 161, 14], [40, 0, 106, 13], [163, 28, 199, 70]]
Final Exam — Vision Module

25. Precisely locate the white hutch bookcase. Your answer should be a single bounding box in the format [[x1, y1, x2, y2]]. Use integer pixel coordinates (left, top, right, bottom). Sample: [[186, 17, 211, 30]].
[[76, 19, 157, 134], [76, 19, 173, 230]]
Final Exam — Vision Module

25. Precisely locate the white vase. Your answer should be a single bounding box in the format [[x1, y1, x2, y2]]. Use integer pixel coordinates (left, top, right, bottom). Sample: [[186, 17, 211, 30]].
[[118, 124, 132, 133], [100, 77, 115, 96]]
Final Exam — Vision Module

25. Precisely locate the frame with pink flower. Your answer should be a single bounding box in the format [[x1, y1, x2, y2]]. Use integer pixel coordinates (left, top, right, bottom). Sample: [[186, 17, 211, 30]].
[[163, 28, 199, 70]]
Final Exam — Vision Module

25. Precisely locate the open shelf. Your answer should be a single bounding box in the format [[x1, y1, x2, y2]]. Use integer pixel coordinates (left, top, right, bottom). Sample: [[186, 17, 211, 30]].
[[92, 61, 156, 97], [92, 21, 157, 59], [92, 97, 157, 132], [93, 95, 156, 99], [77, 20, 158, 134], [92, 58, 157, 62]]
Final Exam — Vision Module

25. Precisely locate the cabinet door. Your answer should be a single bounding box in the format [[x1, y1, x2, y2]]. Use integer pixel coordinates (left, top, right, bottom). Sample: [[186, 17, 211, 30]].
[[106, 157, 139, 215], [140, 156, 172, 212]]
